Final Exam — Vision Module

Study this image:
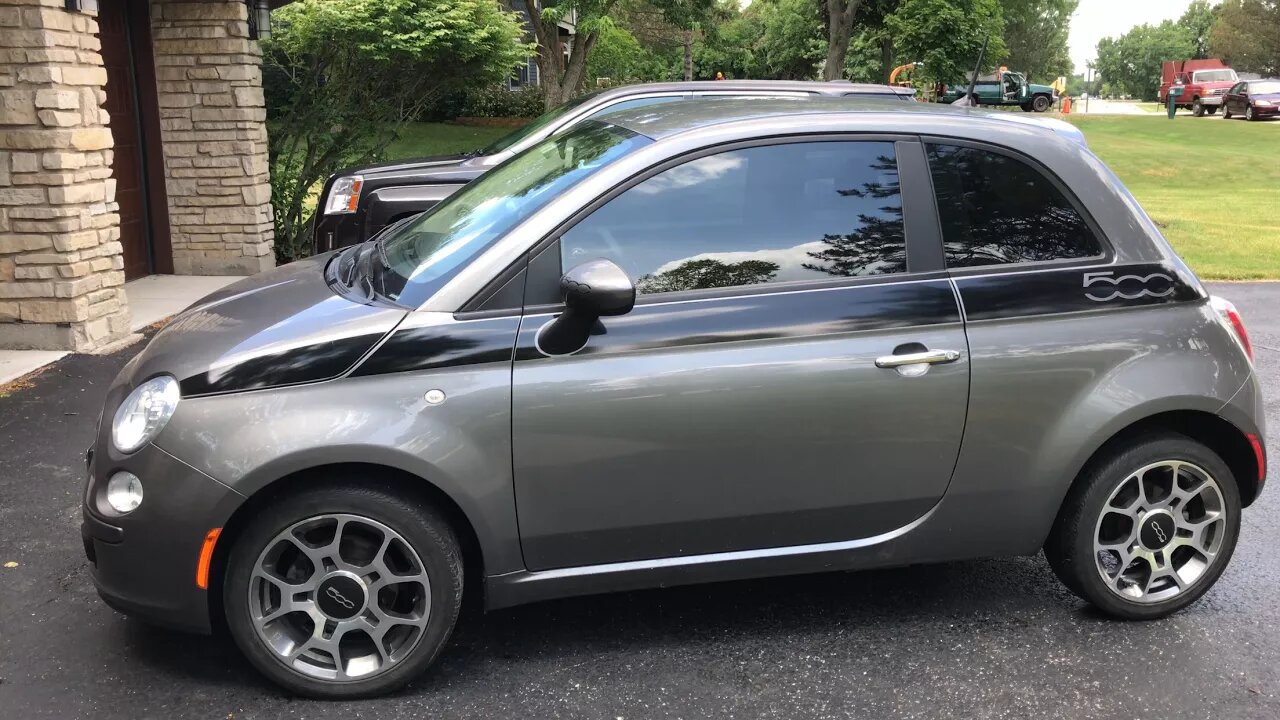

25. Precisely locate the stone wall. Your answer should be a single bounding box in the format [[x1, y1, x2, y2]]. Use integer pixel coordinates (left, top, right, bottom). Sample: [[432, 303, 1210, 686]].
[[150, 0, 273, 275], [0, 0, 130, 351]]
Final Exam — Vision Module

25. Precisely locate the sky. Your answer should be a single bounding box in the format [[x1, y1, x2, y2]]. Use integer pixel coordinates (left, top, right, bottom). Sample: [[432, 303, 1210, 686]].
[[1068, 0, 1222, 76]]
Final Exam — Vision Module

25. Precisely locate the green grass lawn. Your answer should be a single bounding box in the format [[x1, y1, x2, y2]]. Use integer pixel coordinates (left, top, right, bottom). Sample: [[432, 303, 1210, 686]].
[[387, 118, 1278, 279], [383, 122, 512, 160], [1067, 115, 1280, 279]]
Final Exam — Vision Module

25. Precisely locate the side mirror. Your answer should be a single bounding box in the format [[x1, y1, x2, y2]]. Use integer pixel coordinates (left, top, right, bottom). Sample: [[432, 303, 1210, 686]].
[[561, 258, 635, 317], [537, 259, 635, 356]]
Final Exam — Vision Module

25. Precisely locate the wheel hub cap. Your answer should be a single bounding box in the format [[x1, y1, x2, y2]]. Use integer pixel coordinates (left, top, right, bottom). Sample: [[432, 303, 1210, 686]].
[[316, 572, 367, 620], [1093, 460, 1226, 604], [1138, 510, 1176, 551]]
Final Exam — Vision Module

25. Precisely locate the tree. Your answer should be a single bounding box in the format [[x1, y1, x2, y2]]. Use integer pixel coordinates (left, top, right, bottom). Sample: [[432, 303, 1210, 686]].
[[637, 258, 780, 293], [524, 0, 713, 108], [1210, 0, 1280, 77], [1178, 0, 1219, 60], [1094, 20, 1195, 100], [696, 1, 764, 79], [263, 0, 528, 260], [820, 0, 866, 81], [758, 0, 827, 79], [1001, 0, 1076, 82], [887, 0, 1007, 87]]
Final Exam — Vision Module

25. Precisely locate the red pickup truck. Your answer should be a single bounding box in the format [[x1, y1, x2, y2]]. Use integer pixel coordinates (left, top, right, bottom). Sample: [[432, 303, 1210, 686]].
[[1159, 59, 1240, 116]]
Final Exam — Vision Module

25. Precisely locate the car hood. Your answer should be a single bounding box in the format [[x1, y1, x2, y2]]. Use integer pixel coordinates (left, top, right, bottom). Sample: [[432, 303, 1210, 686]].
[[1252, 92, 1280, 102], [119, 253, 406, 398]]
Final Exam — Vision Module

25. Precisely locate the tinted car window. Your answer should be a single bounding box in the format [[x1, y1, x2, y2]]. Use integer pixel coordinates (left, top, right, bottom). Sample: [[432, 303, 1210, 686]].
[[560, 141, 907, 295], [926, 143, 1102, 268]]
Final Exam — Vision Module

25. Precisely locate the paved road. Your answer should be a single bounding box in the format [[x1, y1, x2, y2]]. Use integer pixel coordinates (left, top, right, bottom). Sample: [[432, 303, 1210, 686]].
[[2, 283, 1278, 720]]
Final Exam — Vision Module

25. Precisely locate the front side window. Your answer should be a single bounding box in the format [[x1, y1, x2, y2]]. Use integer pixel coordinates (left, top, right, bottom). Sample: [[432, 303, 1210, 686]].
[[926, 143, 1103, 268], [559, 141, 907, 295], [378, 122, 651, 306]]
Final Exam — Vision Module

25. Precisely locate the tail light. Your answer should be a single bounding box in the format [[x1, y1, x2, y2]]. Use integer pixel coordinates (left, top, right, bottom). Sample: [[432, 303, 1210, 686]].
[[1210, 295, 1253, 360]]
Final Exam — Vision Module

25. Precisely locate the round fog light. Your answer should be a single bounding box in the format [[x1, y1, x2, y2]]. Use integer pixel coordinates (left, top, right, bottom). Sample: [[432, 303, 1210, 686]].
[[106, 471, 144, 514]]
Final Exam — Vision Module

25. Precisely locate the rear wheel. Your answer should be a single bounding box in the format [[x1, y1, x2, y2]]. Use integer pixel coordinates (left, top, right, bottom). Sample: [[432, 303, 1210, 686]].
[[224, 484, 463, 698], [1044, 434, 1240, 620], [1032, 94, 1051, 112]]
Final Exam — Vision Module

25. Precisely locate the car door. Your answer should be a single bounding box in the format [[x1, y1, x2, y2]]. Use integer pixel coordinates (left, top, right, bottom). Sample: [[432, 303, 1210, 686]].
[[509, 138, 971, 571]]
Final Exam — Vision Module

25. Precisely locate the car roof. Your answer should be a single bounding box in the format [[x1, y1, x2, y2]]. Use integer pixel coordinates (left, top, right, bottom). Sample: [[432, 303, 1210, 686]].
[[590, 80, 914, 98], [597, 95, 1088, 146]]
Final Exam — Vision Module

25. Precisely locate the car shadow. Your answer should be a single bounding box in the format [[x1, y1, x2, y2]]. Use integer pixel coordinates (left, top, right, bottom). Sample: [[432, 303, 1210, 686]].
[[115, 555, 1098, 699]]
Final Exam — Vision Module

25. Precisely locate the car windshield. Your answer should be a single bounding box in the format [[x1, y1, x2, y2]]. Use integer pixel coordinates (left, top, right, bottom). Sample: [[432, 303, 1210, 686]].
[[480, 91, 603, 155], [1250, 81, 1280, 94], [1194, 69, 1237, 83], [374, 121, 651, 307]]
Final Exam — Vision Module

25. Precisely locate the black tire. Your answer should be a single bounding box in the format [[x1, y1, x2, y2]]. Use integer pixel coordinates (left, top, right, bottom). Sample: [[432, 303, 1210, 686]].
[[1223, 105, 1233, 119], [1192, 98, 1205, 117], [1246, 105, 1256, 121], [223, 483, 464, 698], [1207, 105, 1218, 115], [1032, 94, 1051, 112], [1044, 432, 1241, 620], [1020, 102, 1034, 112]]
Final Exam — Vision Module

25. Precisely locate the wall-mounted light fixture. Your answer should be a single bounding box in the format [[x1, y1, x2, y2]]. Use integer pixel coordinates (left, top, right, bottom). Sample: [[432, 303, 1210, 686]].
[[63, 0, 99, 12], [246, 0, 271, 40]]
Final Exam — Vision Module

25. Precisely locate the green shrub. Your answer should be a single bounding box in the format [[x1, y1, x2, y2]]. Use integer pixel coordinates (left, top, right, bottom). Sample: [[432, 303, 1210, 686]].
[[462, 86, 547, 118]]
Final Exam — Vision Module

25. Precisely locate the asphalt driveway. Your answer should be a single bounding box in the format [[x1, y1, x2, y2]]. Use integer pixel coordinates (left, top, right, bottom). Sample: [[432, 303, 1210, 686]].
[[1, 282, 1278, 720]]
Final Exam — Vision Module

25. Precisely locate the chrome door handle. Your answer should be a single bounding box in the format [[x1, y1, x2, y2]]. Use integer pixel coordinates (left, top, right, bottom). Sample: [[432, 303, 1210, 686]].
[[875, 349, 961, 368]]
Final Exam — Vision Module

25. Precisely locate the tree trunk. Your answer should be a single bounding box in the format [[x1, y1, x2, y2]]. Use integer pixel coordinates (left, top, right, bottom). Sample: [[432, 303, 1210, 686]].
[[822, 0, 864, 81], [683, 28, 693, 81], [880, 36, 894, 84]]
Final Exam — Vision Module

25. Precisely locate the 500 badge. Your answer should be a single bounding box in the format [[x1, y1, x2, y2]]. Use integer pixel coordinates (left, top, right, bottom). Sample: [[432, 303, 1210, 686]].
[[1083, 271, 1176, 302]]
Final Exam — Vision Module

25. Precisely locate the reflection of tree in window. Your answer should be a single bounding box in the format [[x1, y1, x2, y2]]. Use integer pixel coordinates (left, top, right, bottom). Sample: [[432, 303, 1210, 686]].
[[926, 144, 1102, 268], [637, 259, 779, 294], [803, 154, 907, 277]]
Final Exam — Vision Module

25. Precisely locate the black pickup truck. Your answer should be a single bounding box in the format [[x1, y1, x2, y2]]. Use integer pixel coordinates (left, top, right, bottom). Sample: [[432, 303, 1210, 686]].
[[312, 80, 914, 253]]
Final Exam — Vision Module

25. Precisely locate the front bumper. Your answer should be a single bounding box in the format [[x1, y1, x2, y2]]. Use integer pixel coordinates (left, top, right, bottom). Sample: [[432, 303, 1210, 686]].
[[83, 442, 243, 634], [1198, 95, 1223, 106]]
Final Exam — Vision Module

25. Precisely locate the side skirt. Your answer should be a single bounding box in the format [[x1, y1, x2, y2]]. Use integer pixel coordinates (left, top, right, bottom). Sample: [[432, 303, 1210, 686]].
[[484, 502, 943, 610]]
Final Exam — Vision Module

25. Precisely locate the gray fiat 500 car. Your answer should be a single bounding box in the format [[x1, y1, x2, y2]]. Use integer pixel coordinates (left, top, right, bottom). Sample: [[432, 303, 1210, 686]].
[[83, 98, 1266, 698]]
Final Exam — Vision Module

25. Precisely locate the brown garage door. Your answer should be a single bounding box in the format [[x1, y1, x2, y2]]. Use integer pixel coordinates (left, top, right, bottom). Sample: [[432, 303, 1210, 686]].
[[97, 0, 170, 279]]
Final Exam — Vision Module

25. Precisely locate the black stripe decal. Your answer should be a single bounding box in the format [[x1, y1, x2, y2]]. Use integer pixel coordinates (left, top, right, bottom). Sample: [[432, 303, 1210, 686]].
[[516, 278, 960, 361], [955, 263, 1203, 322], [179, 332, 386, 397], [351, 316, 521, 377]]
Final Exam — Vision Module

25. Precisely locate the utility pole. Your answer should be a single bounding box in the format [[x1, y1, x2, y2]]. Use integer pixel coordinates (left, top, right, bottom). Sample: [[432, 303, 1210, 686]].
[[1085, 62, 1094, 114]]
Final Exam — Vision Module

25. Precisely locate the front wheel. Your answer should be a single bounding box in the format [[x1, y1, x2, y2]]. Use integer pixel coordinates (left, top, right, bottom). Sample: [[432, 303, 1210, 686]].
[[223, 484, 464, 698], [1020, 102, 1034, 112], [1044, 433, 1240, 620], [1223, 105, 1233, 119], [1032, 95, 1051, 112], [1246, 105, 1256, 121], [1206, 105, 1218, 115], [1193, 99, 1205, 117]]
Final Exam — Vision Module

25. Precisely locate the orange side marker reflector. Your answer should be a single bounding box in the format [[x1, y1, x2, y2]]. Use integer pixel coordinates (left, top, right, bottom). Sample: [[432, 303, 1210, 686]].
[[196, 528, 222, 590]]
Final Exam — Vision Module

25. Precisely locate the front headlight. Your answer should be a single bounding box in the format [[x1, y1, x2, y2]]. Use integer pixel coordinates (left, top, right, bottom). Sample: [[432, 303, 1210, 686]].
[[111, 376, 180, 453], [323, 175, 364, 215], [1256, 100, 1274, 107]]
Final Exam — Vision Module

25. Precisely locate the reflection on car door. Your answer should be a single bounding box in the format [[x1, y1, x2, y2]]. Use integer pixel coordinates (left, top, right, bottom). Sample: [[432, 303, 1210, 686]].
[[510, 139, 971, 571]]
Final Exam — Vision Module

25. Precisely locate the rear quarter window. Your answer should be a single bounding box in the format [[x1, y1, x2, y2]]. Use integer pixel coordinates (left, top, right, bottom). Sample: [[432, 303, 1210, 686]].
[[925, 143, 1103, 268]]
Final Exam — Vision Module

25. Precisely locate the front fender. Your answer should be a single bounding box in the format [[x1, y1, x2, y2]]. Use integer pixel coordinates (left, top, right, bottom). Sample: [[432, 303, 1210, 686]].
[[153, 362, 523, 575]]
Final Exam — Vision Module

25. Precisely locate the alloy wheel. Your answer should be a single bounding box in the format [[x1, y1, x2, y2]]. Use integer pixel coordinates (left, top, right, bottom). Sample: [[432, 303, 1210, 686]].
[[248, 514, 432, 682], [1093, 460, 1226, 604]]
